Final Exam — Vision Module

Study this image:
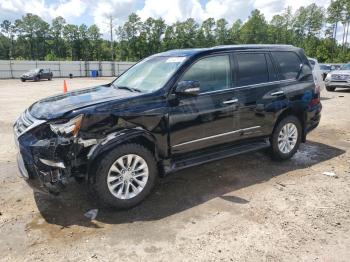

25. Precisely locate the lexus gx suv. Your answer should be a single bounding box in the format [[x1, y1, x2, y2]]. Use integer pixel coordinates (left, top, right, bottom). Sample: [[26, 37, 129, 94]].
[[14, 45, 322, 209]]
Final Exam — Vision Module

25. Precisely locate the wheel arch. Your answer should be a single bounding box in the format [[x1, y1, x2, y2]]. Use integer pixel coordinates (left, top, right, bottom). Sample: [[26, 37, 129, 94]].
[[274, 107, 307, 142], [86, 129, 161, 183]]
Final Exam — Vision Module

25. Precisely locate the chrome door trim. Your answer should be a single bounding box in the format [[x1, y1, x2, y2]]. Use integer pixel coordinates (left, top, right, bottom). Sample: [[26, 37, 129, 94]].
[[200, 79, 296, 96], [270, 90, 284, 96], [172, 126, 261, 148], [223, 98, 238, 104]]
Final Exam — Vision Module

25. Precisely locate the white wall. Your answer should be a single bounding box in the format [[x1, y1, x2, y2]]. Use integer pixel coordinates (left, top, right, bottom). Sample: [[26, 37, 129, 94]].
[[0, 60, 135, 79]]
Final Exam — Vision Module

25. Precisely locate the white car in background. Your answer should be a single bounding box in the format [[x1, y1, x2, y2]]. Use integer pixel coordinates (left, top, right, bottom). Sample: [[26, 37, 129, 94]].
[[324, 63, 350, 91], [308, 58, 325, 91]]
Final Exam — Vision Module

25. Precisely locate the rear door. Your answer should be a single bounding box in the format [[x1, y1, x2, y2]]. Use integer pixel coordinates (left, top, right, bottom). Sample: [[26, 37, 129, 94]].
[[169, 54, 240, 155], [232, 52, 280, 137]]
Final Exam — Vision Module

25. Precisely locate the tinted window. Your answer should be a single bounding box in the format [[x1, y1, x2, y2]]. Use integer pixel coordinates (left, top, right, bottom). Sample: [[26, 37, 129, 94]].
[[236, 53, 268, 86], [181, 55, 231, 93], [272, 52, 302, 79]]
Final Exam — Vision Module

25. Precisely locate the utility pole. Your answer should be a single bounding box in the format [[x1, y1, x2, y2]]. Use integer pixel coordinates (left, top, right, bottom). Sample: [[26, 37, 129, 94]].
[[109, 15, 114, 61]]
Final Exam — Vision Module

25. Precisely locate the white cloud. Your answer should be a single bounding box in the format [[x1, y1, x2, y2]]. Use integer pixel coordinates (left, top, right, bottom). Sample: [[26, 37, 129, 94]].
[[0, 0, 87, 22], [138, 0, 203, 24], [92, 0, 140, 34]]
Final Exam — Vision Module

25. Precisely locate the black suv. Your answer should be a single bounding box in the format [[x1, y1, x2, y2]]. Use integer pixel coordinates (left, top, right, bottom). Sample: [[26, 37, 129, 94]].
[[20, 68, 53, 82], [14, 45, 321, 208]]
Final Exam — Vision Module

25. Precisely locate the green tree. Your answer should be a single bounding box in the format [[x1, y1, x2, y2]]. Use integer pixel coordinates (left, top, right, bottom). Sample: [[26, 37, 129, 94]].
[[15, 14, 50, 59], [229, 19, 242, 44], [215, 18, 229, 45], [0, 20, 15, 58], [198, 18, 216, 47], [51, 16, 66, 59], [88, 25, 102, 60], [63, 24, 80, 60], [240, 9, 268, 44]]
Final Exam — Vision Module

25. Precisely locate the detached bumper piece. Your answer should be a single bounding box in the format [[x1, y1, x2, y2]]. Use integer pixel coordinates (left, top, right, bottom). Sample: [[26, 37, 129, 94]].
[[17, 154, 67, 195]]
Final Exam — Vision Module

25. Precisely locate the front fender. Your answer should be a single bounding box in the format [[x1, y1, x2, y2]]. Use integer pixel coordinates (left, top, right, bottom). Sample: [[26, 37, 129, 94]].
[[87, 128, 158, 165]]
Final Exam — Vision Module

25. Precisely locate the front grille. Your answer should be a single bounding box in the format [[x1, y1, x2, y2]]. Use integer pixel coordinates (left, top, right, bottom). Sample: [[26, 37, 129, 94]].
[[331, 74, 350, 81], [14, 109, 37, 136]]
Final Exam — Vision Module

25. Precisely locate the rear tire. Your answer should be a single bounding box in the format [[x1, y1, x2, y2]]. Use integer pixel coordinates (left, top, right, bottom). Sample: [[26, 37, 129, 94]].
[[270, 116, 302, 160], [93, 143, 158, 209], [21, 79, 25, 82], [326, 86, 336, 92]]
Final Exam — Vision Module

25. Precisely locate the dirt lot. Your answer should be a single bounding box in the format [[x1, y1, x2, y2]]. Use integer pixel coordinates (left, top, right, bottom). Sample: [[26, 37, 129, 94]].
[[0, 78, 349, 262]]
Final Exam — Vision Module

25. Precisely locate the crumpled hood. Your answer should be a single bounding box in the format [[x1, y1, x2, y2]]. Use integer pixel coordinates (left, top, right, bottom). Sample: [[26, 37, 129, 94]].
[[29, 84, 139, 120]]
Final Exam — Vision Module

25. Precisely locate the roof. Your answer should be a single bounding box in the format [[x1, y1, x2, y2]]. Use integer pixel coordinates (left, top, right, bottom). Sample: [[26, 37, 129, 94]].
[[155, 44, 298, 57]]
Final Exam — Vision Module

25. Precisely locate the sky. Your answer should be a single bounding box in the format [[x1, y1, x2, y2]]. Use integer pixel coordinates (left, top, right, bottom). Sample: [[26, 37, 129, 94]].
[[0, 0, 331, 36]]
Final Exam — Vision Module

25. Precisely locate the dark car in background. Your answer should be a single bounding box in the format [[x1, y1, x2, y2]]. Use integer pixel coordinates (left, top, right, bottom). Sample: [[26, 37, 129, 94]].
[[14, 45, 321, 209], [20, 68, 53, 82]]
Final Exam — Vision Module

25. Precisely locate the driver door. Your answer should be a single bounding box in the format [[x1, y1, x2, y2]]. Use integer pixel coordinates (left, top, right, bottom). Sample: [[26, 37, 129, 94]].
[[169, 54, 240, 155]]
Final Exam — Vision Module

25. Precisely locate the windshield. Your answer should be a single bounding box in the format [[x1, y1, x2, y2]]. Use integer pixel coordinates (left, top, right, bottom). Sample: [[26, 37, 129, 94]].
[[319, 65, 330, 70], [340, 63, 350, 70], [112, 56, 186, 93]]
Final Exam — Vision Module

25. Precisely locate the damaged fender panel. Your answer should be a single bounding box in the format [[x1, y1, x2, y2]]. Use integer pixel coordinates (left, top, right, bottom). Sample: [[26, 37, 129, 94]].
[[86, 128, 158, 163]]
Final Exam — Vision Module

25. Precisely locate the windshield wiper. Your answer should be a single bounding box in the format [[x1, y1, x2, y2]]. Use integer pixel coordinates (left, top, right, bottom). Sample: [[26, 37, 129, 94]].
[[114, 85, 142, 93]]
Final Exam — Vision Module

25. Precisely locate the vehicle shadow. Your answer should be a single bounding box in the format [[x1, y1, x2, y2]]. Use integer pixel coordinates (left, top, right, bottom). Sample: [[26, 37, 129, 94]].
[[34, 140, 345, 228]]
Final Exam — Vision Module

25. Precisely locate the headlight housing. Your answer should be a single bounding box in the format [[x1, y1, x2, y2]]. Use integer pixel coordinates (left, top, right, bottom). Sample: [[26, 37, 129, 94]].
[[50, 114, 83, 137], [325, 73, 331, 81]]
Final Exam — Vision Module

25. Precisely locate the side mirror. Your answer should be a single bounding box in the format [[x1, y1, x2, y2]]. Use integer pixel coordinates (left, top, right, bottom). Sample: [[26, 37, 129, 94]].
[[175, 80, 200, 96]]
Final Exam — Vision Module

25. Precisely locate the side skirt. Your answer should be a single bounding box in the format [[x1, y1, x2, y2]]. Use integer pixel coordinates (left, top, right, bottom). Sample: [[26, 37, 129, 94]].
[[162, 138, 270, 174]]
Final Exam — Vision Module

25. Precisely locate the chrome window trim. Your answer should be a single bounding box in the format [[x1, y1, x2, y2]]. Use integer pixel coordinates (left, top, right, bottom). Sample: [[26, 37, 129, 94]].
[[200, 79, 296, 95], [172, 126, 261, 148]]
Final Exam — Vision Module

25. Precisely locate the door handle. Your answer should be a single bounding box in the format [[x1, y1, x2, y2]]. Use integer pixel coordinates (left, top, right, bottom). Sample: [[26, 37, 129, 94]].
[[270, 90, 284, 96], [223, 98, 238, 105]]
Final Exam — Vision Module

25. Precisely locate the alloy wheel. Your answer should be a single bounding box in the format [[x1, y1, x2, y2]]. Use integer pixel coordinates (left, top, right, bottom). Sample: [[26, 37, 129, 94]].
[[107, 154, 149, 200], [277, 123, 298, 154]]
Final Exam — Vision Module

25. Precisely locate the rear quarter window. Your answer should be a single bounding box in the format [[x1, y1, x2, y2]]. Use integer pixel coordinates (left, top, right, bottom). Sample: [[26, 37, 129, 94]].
[[272, 51, 302, 80]]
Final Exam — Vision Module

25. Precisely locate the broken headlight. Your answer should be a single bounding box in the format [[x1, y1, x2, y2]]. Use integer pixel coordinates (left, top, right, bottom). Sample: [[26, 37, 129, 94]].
[[50, 114, 83, 137]]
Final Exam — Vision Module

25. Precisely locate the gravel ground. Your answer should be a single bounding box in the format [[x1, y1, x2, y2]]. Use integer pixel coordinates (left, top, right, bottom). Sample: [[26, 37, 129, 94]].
[[0, 78, 349, 262]]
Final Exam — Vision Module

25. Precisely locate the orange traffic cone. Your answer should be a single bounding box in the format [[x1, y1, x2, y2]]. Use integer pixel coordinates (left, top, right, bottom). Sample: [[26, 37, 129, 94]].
[[63, 80, 68, 93]]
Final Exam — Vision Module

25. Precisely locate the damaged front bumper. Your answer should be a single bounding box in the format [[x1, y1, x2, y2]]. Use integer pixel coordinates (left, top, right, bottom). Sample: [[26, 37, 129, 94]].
[[15, 135, 70, 195], [13, 111, 82, 195]]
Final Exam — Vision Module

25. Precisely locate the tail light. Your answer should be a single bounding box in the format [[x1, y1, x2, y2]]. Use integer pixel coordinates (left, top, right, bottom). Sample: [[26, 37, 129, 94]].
[[309, 75, 320, 106], [313, 75, 321, 95]]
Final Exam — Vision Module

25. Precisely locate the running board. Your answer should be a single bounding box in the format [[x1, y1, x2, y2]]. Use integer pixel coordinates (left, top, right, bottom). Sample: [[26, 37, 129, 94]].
[[165, 139, 270, 174]]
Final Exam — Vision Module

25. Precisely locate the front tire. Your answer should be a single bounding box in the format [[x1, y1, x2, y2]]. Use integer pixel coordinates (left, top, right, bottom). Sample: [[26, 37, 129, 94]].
[[93, 143, 158, 209], [271, 116, 302, 160]]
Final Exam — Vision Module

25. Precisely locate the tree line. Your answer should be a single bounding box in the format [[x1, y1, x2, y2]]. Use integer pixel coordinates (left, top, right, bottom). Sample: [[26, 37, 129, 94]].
[[0, 0, 350, 63]]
